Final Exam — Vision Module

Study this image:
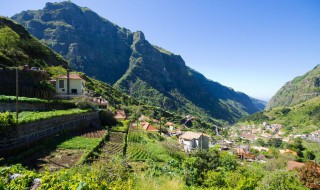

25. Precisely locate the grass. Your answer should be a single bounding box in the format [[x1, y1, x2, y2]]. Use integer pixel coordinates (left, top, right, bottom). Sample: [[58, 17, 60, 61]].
[[127, 143, 151, 161], [13, 108, 90, 124], [0, 95, 48, 103], [134, 175, 186, 190], [57, 136, 101, 150], [302, 140, 320, 164]]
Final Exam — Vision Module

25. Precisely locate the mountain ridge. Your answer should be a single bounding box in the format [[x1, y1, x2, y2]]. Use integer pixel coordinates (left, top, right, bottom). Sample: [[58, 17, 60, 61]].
[[12, 1, 265, 123], [267, 64, 320, 109]]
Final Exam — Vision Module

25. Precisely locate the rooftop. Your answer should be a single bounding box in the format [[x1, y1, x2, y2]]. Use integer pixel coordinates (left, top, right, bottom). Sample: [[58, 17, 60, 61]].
[[56, 73, 83, 80]]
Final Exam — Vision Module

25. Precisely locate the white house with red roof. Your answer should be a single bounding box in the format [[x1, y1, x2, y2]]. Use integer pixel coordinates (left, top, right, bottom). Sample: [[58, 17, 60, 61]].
[[179, 131, 210, 152], [55, 72, 85, 95]]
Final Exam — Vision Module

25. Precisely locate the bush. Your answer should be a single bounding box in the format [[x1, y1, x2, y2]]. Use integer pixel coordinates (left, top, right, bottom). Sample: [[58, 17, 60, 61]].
[[0, 112, 14, 130], [72, 96, 95, 109], [99, 109, 117, 126]]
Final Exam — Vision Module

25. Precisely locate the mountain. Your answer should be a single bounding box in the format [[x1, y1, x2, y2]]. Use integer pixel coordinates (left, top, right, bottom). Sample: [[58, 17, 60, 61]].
[[240, 96, 320, 134], [0, 16, 68, 68], [12, 1, 265, 123], [267, 65, 320, 109], [250, 97, 267, 111]]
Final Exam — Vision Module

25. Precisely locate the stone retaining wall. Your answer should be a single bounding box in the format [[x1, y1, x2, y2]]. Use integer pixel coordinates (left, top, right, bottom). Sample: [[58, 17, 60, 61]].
[[0, 112, 100, 153], [0, 102, 74, 112]]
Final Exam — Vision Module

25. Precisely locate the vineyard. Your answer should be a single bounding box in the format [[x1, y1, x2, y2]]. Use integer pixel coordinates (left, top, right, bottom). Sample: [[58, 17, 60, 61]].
[[99, 132, 126, 160], [81, 129, 107, 138], [127, 143, 151, 161]]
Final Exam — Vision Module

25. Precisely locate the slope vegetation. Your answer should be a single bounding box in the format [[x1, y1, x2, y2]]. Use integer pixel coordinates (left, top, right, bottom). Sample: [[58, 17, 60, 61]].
[[267, 65, 320, 109], [241, 96, 320, 134], [0, 17, 67, 68]]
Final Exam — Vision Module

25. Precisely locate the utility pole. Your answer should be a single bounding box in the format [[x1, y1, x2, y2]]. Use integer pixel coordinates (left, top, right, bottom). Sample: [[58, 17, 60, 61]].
[[16, 65, 19, 125]]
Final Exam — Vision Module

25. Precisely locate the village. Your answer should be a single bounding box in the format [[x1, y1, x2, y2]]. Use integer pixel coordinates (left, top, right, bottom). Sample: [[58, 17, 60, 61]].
[[41, 68, 320, 171]]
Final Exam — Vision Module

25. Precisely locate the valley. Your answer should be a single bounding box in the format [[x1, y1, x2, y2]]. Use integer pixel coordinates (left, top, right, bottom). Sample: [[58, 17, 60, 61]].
[[0, 1, 320, 190]]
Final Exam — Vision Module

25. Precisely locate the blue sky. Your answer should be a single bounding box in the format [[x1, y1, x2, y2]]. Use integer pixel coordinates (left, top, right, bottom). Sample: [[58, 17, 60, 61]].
[[2, 0, 320, 101]]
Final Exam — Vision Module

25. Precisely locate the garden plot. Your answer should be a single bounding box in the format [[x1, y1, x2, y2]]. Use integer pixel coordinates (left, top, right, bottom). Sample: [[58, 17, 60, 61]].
[[81, 129, 107, 138], [31, 149, 85, 171], [2, 132, 104, 171], [100, 132, 126, 160]]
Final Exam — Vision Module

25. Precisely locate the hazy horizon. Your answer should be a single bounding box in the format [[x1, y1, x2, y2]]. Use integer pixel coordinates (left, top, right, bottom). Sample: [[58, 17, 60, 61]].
[[2, 0, 320, 101]]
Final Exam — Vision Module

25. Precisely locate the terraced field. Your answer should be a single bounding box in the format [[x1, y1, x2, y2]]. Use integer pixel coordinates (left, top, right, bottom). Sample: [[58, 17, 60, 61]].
[[100, 132, 126, 160], [127, 143, 151, 161], [81, 129, 107, 138]]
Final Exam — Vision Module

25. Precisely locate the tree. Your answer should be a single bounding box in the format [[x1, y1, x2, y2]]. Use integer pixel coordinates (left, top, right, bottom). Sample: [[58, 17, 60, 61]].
[[304, 150, 316, 160], [183, 148, 220, 186], [267, 138, 282, 148], [257, 170, 308, 190], [0, 27, 19, 50], [297, 161, 320, 190], [255, 138, 266, 147], [219, 151, 238, 171]]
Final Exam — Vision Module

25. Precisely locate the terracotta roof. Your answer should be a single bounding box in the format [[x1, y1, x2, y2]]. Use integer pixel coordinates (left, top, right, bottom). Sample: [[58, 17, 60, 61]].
[[280, 149, 297, 156], [287, 161, 305, 171], [114, 110, 126, 119], [179, 131, 210, 140], [165, 122, 174, 126], [56, 74, 83, 80], [241, 133, 256, 140], [142, 122, 158, 132]]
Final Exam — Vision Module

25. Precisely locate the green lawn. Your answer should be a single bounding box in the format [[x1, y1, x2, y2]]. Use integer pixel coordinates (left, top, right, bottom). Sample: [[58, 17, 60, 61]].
[[57, 136, 101, 150]]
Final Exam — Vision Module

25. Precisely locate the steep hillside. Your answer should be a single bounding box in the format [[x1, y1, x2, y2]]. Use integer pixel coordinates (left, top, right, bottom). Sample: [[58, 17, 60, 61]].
[[0, 17, 68, 68], [241, 96, 320, 134], [267, 65, 320, 109], [12, 2, 132, 84], [12, 1, 264, 123]]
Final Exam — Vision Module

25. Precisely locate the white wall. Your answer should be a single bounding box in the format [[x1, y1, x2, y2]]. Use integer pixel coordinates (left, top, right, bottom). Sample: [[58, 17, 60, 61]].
[[56, 79, 85, 95]]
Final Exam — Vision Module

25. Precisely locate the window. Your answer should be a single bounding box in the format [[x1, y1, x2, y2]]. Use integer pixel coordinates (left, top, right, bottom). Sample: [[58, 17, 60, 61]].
[[59, 80, 64, 88], [71, 89, 78, 94]]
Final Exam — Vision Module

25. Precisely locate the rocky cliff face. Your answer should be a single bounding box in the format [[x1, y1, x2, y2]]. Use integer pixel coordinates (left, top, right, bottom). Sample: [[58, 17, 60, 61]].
[[267, 65, 320, 109], [12, 1, 264, 123], [13, 2, 132, 84]]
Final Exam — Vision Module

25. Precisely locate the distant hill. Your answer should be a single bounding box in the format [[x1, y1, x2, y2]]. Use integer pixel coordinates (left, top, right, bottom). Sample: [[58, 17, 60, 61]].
[[267, 65, 320, 109], [12, 1, 265, 123], [241, 96, 320, 134], [250, 97, 267, 111], [0, 17, 68, 68]]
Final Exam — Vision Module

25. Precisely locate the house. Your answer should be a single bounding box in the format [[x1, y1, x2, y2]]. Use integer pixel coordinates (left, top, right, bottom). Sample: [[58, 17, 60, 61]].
[[280, 149, 298, 156], [251, 146, 269, 152], [240, 132, 256, 142], [55, 72, 85, 96], [114, 110, 126, 121], [234, 146, 255, 160], [165, 122, 174, 127], [138, 115, 150, 122], [92, 97, 108, 109], [142, 122, 158, 132], [179, 131, 210, 152]]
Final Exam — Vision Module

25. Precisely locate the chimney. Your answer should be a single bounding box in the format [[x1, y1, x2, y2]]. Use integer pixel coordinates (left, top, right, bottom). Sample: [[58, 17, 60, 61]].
[[67, 69, 70, 95]]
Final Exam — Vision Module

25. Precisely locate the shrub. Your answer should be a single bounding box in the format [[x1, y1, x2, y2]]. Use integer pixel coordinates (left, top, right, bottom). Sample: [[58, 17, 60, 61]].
[[72, 96, 95, 109], [99, 109, 117, 126], [0, 112, 14, 130]]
